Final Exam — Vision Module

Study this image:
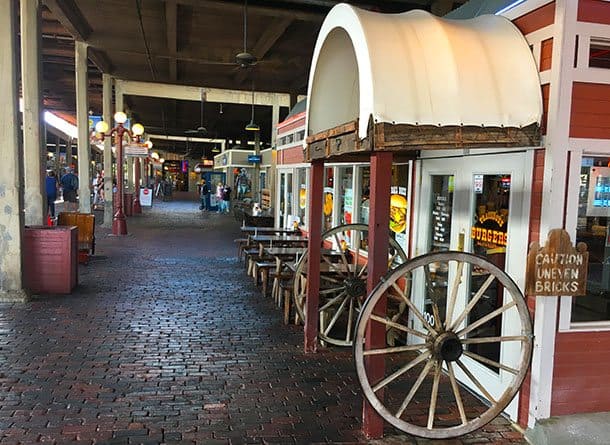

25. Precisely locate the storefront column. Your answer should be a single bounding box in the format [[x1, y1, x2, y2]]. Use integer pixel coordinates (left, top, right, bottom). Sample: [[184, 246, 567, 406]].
[[362, 151, 392, 438], [102, 74, 113, 228], [304, 159, 324, 353], [127, 157, 134, 192], [21, 0, 44, 226], [270, 98, 280, 147], [0, 0, 27, 302], [75, 40, 91, 214], [55, 135, 61, 177]]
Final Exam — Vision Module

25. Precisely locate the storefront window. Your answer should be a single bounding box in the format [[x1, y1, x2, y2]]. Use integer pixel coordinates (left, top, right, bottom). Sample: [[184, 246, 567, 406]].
[[278, 172, 286, 229], [338, 167, 354, 225], [390, 164, 409, 253], [358, 166, 370, 224], [572, 156, 610, 322], [285, 172, 293, 228], [297, 168, 307, 227]]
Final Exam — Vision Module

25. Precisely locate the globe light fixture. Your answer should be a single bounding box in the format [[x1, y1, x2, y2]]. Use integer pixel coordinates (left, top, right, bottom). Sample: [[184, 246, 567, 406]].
[[159, 157, 165, 164], [95, 120, 109, 134], [145, 140, 154, 149], [114, 111, 128, 124], [151, 151, 160, 160], [132, 123, 145, 136]]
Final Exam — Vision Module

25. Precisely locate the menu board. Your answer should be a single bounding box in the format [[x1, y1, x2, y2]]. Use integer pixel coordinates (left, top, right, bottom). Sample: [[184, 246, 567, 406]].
[[432, 193, 451, 248]]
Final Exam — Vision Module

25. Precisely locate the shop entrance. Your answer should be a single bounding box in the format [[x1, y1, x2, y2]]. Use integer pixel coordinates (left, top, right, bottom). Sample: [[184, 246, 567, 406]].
[[415, 152, 531, 420]]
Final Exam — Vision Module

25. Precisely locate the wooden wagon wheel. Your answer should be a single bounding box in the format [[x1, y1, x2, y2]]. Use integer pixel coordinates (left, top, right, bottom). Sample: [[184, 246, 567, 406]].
[[354, 251, 533, 439], [293, 223, 407, 347]]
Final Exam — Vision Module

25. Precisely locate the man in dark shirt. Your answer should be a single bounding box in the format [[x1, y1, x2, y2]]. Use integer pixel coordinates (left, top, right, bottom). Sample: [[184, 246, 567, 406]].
[[60, 167, 79, 212], [45, 171, 58, 217]]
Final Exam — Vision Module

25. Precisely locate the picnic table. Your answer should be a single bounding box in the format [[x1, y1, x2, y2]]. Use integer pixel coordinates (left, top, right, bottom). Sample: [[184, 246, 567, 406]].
[[250, 234, 308, 246], [241, 226, 300, 235]]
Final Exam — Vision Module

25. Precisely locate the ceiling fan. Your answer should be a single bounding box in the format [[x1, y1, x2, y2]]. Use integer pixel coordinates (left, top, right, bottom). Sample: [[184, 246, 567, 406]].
[[185, 90, 207, 135]]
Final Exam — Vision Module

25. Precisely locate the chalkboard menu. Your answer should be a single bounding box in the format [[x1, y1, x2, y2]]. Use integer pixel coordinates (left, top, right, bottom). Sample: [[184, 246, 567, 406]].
[[432, 193, 452, 249]]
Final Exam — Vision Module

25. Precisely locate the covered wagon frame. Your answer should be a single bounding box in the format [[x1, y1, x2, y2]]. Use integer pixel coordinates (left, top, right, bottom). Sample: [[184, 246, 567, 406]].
[[301, 3, 543, 439]]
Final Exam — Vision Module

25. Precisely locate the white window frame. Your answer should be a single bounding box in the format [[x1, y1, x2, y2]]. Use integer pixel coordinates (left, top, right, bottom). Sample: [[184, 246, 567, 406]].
[[559, 143, 610, 332]]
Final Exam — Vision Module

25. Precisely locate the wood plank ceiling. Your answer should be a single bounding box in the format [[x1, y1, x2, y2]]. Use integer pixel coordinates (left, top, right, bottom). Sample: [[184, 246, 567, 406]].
[[39, 0, 465, 157]]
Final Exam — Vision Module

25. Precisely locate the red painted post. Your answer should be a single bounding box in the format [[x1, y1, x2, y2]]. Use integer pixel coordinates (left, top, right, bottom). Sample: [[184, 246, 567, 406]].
[[133, 157, 142, 214], [362, 151, 392, 438], [304, 159, 324, 353], [112, 126, 128, 235]]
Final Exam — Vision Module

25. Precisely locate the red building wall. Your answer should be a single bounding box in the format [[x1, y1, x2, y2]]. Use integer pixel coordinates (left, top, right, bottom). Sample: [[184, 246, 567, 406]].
[[578, 0, 610, 24], [570, 82, 610, 139]]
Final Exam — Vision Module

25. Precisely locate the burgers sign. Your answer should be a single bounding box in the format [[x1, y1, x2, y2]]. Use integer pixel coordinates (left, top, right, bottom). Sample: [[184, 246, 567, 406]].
[[390, 186, 408, 234]]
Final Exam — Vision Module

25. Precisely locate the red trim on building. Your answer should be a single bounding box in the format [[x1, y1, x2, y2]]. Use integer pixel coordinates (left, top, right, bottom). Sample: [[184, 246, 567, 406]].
[[552, 331, 610, 415], [277, 146, 305, 165], [578, 0, 610, 25], [513, 1, 556, 35], [541, 84, 550, 135], [277, 112, 306, 133], [570, 82, 610, 139], [540, 38, 553, 72]]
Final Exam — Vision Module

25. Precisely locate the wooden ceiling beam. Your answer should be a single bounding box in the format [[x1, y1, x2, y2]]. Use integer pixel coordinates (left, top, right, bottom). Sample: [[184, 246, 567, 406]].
[[175, 0, 324, 21], [42, 0, 91, 41], [88, 47, 113, 74], [234, 17, 293, 85]]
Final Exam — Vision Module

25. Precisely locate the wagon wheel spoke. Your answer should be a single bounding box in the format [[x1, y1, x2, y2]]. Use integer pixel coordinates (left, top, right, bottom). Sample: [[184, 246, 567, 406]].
[[463, 351, 519, 375], [372, 350, 431, 393], [369, 314, 428, 339], [461, 335, 528, 345], [396, 359, 435, 418], [320, 287, 345, 295], [321, 253, 349, 279], [388, 251, 398, 268], [322, 294, 351, 336], [457, 301, 516, 338], [392, 282, 439, 336], [455, 359, 496, 403], [346, 297, 355, 342], [363, 343, 428, 356], [445, 260, 464, 329], [319, 290, 348, 312], [320, 274, 341, 284], [447, 362, 468, 425], [333, 233, 351, 270], [450, 274, 495, 331], [427, 361, 442, 429], [357, 259, 369, 278]]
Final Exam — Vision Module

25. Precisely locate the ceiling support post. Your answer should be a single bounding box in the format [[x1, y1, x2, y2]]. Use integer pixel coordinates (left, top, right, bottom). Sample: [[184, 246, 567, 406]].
[[101, 74, 114, 228], [21, 0, 45, 226], [0, 0, 27, 302], [75, 40, 91, 214]]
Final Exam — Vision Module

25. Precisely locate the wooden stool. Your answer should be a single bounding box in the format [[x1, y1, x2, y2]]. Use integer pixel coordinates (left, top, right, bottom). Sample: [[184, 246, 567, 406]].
[[255, 261, 276, 295], [234, 238, 249, 261], [280, 279, 295, 325]]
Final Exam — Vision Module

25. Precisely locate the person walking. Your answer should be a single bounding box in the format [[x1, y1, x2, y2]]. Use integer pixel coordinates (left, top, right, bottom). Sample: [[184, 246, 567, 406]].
[[199, 178, 210, 211], [45, 171, 58, 218], [222, 183, 232, 213], [92, 171, 103, 210], [60, 167, 79, 212], [216, 182, 224, 213]]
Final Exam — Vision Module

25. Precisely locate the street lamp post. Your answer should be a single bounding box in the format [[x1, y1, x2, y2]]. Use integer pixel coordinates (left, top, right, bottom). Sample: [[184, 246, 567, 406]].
[[95, 112, 145, 235]]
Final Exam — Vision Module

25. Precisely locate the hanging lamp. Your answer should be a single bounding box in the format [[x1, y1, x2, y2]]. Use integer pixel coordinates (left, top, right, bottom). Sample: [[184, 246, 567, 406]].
[[245, 83, 260, 131]]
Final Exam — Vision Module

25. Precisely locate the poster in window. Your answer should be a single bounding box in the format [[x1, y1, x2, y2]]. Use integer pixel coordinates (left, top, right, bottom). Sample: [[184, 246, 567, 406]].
[[323, 187, 333, 216]]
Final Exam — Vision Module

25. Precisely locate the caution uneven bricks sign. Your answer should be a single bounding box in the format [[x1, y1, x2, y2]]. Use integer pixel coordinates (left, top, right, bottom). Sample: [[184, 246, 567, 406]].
[[525, 229, 589, 296]]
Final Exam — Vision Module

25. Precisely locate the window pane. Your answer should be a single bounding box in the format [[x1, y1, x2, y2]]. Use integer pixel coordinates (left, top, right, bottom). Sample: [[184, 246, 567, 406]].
[[297, 168, 307, 226], [338, 167, 354, 225], [358, 167, 370, 224], [572, 157, 610, 322], [323, 168, 334, 231], [589, 38, 610, 69]]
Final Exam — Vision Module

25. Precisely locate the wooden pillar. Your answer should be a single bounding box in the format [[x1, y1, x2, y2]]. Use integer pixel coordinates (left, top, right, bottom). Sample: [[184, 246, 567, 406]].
[[0, 0, 27, 301], [21, 0, 44, 225], [102, 74, 113, 228], [304, 159, 324, 353], [271, 98, 280, 147], [75, 40, 91, 213], [362, 151, 392, 438]]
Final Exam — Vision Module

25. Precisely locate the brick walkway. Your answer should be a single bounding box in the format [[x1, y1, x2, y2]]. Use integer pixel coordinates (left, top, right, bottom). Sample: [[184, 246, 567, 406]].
[[1, 201, 527, 444]]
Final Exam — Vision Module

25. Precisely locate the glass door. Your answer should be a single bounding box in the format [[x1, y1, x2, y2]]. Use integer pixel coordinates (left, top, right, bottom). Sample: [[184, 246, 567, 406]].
[[415, 152, 529, 420]]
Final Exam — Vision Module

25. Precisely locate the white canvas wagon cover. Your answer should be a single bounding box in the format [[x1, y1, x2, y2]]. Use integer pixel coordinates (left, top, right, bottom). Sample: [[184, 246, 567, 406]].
[[306, 3, 543, 141]]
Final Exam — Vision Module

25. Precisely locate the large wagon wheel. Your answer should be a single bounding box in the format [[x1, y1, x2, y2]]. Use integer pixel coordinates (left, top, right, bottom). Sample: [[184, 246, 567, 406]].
[[293, 223, 407, 347], [354, 251, 533, 439]]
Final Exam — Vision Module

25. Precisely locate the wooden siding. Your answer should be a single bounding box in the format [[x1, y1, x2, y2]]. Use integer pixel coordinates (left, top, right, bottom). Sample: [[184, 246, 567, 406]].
[[578, 0, 610, 25], [540, 38, 553, 71], [541, 84, 550, 135], [570, 82, 610, 139], [552, 331, 610, 415], [514, 2, 556, 35], [518, 148, 545, 427]]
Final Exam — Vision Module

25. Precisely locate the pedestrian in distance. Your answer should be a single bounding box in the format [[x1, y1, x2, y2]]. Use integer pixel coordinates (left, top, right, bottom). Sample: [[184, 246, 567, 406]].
[[216, 182, 224, 213], [199, 178, 210, 211], [222, 184, 232, 213], [60, 167, 79, 212], [45, 170, 58, 218]]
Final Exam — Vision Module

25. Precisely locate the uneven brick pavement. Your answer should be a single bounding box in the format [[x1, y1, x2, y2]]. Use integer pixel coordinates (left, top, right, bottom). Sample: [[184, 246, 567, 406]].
[[1, 201, 527, 445]]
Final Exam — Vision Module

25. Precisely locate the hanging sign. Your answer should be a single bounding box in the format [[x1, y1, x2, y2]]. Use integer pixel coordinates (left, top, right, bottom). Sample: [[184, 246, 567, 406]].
[[248, 155, 262, 163], [525, 229, 589, 296], [471, 209, 508, 250], [124, 144, 149, 157]]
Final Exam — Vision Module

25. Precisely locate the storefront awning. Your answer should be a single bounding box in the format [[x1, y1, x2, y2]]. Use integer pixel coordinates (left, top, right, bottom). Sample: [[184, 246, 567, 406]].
[[306, 4, 543, 141]]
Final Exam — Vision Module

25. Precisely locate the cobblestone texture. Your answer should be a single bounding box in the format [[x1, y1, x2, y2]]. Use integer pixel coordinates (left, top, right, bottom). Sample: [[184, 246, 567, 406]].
[[2, 201, 527, 444]]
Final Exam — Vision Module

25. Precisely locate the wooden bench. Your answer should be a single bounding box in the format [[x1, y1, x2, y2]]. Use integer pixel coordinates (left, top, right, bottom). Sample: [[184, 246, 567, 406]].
[[57, 212, 95, 264]]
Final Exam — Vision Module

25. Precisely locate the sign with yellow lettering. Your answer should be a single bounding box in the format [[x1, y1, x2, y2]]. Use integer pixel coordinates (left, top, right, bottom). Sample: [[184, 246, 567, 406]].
[[525, 229, 589, 296], [471, 210, 508, 250]]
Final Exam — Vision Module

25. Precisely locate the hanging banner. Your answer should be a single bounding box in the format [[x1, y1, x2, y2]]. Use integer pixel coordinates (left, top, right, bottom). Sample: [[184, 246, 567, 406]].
[[525, 229, 589, 296]]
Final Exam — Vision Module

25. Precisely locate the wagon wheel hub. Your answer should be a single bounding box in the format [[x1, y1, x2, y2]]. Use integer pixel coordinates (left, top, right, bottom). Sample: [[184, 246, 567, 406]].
[[344, 277, 367, 298], [434, 332, 463, 362]]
